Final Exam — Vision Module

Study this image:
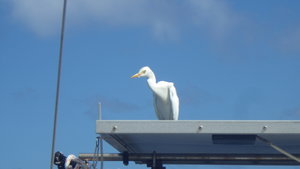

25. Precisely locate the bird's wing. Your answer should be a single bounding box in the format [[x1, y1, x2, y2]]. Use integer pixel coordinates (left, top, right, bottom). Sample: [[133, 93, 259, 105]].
[[153, 93, 162, 120], [169, 84, 179, 120], [153, 81, 172, 120]]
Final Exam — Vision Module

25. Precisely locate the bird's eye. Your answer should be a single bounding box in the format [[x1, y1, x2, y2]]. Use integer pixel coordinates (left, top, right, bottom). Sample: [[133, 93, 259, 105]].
[[142, 70, 146, 74]]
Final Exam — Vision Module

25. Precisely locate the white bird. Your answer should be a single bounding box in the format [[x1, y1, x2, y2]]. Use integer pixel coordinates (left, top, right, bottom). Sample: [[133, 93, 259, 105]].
[[131, 66, 179, 120]]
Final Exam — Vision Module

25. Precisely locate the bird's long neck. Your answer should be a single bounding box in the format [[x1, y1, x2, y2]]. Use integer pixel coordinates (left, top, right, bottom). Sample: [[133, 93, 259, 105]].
[[146, 71, 157, 91]]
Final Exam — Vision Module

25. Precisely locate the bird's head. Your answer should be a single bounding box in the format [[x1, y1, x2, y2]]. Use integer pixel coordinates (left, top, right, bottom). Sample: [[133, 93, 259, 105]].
[[131, 66, 152, 78]]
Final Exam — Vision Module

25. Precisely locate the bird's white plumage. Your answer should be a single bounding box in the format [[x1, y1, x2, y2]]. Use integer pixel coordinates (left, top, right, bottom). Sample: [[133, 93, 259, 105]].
[[131, 66, 179, 120]]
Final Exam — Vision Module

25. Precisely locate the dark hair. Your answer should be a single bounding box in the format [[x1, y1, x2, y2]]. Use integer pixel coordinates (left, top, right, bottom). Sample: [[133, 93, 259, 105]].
[[54, 151, 66, 169]]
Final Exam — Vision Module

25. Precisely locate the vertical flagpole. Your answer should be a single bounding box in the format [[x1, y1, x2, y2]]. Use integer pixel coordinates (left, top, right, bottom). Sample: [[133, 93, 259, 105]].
[[50, 0, 67, 168]]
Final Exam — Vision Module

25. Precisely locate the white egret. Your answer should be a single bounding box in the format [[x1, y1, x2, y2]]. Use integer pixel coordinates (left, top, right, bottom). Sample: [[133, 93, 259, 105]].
[[131, 66, 179, 120]]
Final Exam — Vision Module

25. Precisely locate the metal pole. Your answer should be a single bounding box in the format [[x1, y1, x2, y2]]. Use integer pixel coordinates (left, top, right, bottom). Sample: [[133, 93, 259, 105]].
[[100, 136, 104, 169], [98, 102, 102, 120], [98, 102, 104, 169], [50, 0, 67, 168]]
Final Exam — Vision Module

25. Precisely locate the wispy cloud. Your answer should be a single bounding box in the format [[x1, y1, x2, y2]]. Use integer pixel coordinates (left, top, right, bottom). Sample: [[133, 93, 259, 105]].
[[10, 87, 39, 101], [187, 0, 238, 39], [79, 94, 140, 118], [10, 0, 61, 36], [8, 0, 238, 40]]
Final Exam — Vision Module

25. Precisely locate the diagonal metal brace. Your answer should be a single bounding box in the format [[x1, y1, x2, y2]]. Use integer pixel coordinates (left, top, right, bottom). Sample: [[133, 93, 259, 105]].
[[257, 135, 300, 163]]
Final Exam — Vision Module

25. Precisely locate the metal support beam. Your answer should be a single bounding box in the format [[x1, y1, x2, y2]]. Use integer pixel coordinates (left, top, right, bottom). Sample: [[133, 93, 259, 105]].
[[122, 151, 129, 166], [147, 151, 165, 169], [79, 153, 300, 166]]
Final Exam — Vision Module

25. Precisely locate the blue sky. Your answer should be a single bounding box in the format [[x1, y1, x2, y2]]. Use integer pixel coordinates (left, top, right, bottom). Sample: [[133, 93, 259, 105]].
[[1, 0, 300, 169]]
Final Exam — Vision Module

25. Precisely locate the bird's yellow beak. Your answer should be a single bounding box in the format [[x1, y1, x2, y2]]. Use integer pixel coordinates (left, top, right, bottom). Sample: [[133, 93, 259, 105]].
[[131, 73, 140, 78]]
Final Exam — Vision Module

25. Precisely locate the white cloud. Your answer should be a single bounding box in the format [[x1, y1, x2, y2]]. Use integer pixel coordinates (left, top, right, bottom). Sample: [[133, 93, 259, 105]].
[[9, 0, 238, 39], [11, 0, 62, 36], [152, 20, 179, 41], [70, 0, 149, 25], [187, 0, 238, 39]]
